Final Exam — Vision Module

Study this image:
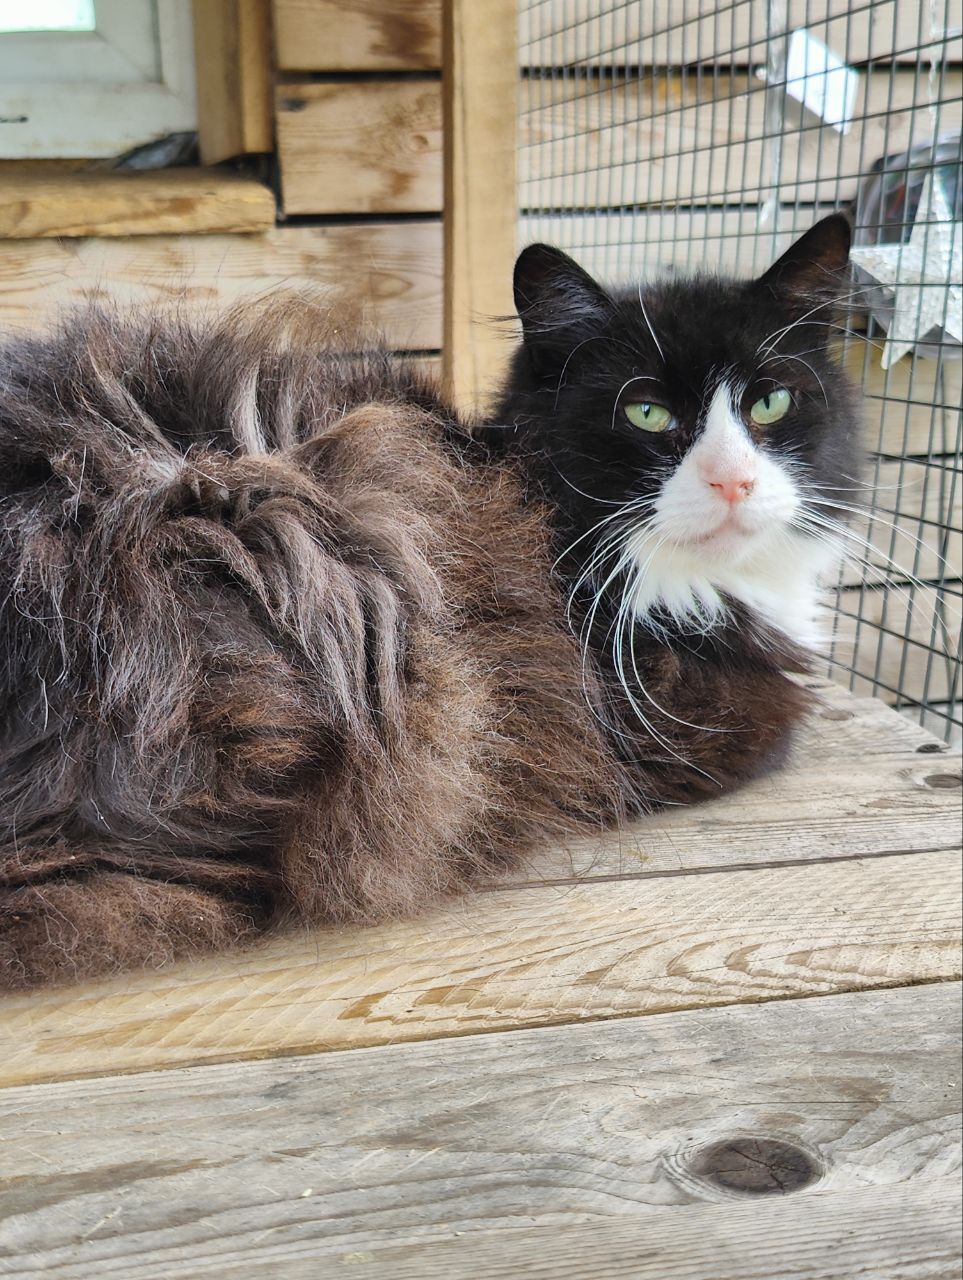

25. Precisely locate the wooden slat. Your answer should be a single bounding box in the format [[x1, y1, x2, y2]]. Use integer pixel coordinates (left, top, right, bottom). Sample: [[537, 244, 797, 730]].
[[273, 0, 442, 70], [518, 208, 841, 284], [520, 71, 963, 210], [520, 749, 962, 886], [520, 0, 963, 67], [0, 170, 275, 239], [0, 845, 958, 1088], [442, 0, 518, 413], [204, 1182, 963, 1280], [836, 458, 963, 588], [827, 584, 962, 705], [845, 341, 963, 459], [0, 985, 958, 1274], [0, 222, 442, 348], [276, 81, 443, 215], [272, 0, 963, 72], [192, 0, 274, 165]]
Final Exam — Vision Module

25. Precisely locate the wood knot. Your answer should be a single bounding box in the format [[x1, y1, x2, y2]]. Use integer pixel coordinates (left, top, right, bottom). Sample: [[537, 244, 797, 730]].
[[819, 708, 853, 721], [687, 1136, 823, 1196], [923, 772, 962, 790]]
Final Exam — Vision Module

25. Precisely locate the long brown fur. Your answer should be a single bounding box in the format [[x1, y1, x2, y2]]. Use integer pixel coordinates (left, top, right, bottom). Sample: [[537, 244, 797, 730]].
[[0, 302, 625, 989]]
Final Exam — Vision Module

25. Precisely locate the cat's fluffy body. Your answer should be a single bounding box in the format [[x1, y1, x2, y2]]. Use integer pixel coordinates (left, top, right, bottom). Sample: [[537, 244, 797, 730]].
[[0, 217, 859, 989]]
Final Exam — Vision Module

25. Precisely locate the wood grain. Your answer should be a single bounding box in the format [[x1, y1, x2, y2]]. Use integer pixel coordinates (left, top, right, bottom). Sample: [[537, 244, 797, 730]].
[[0, 170, 275, 239], [0, 984, 958, 1275], [847, 342, 963, 459], [836, 457, 963, 588], [192, 0, 274, 165], [442, 0, 518, 413], [273, 0, 957, 73], [0, 845, 958, 1088], [520, 72, 963, 211], [517, 207, 837, 284], [520, 0, 962, 67], [272, 0, 442, 70], [518, 750, 962, 885], [276, 81, 443, 215], [0, 222, 442, 348]]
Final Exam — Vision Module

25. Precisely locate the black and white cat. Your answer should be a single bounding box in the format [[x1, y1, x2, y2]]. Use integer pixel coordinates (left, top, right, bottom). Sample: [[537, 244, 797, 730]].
[[498, 212, 859, 659], [0, 213, 859, 988]]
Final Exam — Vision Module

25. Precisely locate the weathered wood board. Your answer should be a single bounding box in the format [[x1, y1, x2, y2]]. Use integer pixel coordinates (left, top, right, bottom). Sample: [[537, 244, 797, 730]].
[[0, 222, 442, 348], [520, 72, 963, 211], [835, 457, 962, 588], [276, 80, 443, 215], [273, 0, 442, 70], [520, 0, 962, 66], [271, 0, 959, 71], [827, 584, 962, 705], [0, 843, 958, 1089], [0, 170, 275, 240], [0, 984, 958, 1277], [846, 342, 963, 460], [517, 206, 837, 283]]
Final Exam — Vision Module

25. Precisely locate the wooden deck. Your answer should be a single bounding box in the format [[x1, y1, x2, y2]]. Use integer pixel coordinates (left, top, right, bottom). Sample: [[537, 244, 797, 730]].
[[0, 677, 960, 1279]]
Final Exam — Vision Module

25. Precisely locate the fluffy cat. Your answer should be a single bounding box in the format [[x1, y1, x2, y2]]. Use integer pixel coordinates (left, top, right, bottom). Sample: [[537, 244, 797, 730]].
[[0, 214, 858, 990]]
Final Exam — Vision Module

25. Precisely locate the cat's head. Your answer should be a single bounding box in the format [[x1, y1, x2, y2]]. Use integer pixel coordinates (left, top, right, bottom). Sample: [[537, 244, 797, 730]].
[[503, 214, 861, 649]]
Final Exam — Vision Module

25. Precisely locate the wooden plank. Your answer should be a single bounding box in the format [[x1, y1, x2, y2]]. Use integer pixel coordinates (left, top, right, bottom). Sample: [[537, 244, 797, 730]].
[[844, 341, 963, 459], [519, 0, 963, 68], [827, 584, 962, 706], [210, 1183, 963, 1279], [273, 0, 442, 70], [803, 676, 962, 754], [0, 222, 443, 348], [192, 0, 274, 165], [518, 206, 838, 285], [520, 71, 963, 210], [276, 80, 443, 215], [836, 458, 963, 588], [0, 170, 275, 239], [0, 847, 958, 1087], [273, 0, 962, 74], [442, 0, 518, 413], [519, 749, 962, 886], [0, 985, 958, 1274]]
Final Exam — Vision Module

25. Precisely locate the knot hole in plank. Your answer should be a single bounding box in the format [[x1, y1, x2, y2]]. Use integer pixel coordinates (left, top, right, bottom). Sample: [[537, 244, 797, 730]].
[[685, 1135, 825, 1197]]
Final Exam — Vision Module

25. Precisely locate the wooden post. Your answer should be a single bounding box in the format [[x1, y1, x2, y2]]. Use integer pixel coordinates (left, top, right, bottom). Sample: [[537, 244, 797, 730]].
[[442, 0, 518, 415], [192, 0, 274, 166]]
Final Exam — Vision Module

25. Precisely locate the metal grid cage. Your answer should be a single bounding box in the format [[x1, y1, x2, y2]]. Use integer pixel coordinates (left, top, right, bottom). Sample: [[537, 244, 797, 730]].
[[518, 0, 962, 742]]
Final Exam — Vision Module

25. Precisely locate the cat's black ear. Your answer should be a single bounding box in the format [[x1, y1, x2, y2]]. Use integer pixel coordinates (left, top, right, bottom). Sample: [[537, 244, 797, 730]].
[[756, 212, 852, 315], [513, 244, 614, 374]]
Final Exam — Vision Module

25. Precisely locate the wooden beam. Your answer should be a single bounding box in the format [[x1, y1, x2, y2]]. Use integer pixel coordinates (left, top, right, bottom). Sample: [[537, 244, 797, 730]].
[[442, 0, 518, 413], [0, 222, 443, 348], [0, 170, 275, 239], [272, 0, 442, 70], [192, 0, 274, 165]]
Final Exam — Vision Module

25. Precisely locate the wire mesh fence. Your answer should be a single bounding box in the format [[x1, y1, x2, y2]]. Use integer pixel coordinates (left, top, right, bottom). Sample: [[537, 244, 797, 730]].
[[518, 0, 962, 741]]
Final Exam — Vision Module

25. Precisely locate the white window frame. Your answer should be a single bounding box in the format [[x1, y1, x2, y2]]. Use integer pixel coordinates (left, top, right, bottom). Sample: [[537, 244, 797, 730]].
[[0, 0, 196, 158]]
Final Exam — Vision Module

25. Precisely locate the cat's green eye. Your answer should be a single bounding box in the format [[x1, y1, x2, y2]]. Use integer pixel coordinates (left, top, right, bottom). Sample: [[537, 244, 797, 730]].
[[623, 401, 674, 432], [749, 387, 792, 426]]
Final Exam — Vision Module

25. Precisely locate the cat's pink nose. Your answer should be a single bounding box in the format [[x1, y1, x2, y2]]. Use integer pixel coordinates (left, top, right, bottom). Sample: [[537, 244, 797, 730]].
[[708, 477, 755, 504]]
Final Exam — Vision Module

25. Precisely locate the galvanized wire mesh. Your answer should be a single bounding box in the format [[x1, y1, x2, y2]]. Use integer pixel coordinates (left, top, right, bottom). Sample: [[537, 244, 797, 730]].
[[518, 0, 963, 741]]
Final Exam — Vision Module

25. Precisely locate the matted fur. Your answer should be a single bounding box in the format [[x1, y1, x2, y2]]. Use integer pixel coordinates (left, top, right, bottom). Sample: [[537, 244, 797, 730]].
[[0, 302, 623, 989]]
